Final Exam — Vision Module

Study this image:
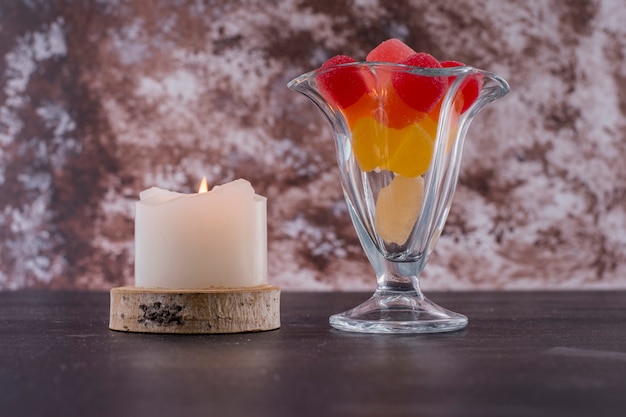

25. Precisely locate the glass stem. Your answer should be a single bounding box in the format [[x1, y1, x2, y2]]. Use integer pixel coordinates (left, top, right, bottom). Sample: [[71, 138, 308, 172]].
[[375, 258, 423, 297]]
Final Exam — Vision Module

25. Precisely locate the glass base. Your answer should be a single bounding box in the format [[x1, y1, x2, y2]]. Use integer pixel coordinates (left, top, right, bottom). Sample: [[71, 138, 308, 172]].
[[329, 291, 468, 334]]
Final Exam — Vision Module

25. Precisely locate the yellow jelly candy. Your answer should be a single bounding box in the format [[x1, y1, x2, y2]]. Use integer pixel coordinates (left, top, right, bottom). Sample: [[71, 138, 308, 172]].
[[374, 175, 425, 245], [382, 123, 434, 178], [351, 116, 383, 171], [417, 114, 438, 139], [351, 117, 435, 176]]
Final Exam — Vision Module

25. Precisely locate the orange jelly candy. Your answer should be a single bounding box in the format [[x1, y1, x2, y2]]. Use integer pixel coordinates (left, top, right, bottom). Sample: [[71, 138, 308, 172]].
[[342, 93, 378, 129], [426, 93, 464, 152], [377, 85, 427, 130]]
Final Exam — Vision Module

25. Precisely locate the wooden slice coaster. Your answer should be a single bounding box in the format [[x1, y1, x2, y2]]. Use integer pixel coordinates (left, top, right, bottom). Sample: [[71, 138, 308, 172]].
[[109, 285, 280, 334]]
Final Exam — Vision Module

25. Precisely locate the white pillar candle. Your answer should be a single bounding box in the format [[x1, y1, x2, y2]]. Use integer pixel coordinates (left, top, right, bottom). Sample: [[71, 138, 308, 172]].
[[134, 178, 267, 289]]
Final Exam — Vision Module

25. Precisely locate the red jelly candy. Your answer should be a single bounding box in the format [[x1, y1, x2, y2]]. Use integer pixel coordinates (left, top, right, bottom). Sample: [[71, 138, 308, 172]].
[[318, 55, 369, 109], [440, 60, 484, 113], [391, 53, 446, 113], [366, 38, 416, 63]]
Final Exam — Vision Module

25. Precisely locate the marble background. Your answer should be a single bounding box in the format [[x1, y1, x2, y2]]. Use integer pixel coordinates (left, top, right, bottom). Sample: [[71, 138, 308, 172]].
[[0, 0, 625, 291]]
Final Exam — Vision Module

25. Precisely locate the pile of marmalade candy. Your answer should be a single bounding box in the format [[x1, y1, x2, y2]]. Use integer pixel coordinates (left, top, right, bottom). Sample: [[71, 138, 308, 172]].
[[317, 39, 482, 245], [317, 38, 482, 178]]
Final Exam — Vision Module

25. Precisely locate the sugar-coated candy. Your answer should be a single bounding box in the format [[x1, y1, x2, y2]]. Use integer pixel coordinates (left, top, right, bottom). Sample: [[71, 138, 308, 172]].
[[440, 60, 483, 113], [366, 38, 415, 63], [391, 53, 447, 113], [318, 55, 370, 109], [310, 39, 484, 246]]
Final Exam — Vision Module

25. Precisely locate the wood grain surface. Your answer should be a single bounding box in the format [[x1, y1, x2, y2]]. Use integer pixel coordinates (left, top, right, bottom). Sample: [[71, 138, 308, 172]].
[[109, 285, 281, 334], [1, 290, 626, 417]]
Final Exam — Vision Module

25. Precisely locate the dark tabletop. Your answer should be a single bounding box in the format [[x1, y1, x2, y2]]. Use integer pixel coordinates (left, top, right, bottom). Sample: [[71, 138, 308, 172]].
[[1, 290, 625, 417]]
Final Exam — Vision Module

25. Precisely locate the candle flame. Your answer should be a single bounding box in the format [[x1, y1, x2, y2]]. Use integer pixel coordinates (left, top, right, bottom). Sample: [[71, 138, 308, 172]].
[[198, 177, 208, 193]]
